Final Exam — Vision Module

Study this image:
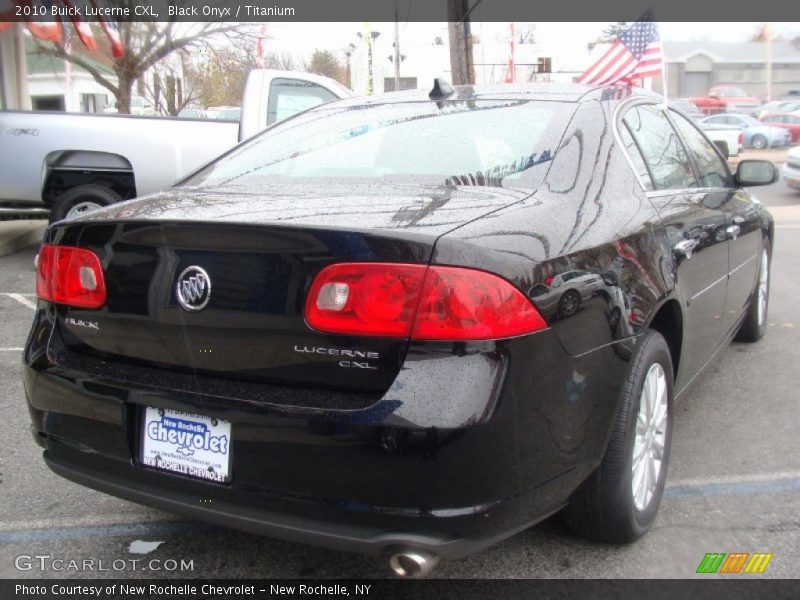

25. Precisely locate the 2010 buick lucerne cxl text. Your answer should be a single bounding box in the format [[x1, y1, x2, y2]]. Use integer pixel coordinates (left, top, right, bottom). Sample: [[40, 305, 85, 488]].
[[23, 82, 776, 577]]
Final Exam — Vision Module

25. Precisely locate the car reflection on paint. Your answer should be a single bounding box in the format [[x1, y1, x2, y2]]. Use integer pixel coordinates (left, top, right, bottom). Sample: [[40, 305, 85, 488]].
[[529, 269, 605, 319]]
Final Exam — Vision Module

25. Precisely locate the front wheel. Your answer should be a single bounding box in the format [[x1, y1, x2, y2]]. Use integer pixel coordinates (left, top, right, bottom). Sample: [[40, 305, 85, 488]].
[[735, 239, 771, 342], [562, 330, 674, 543], [558, 290, 581, 318]]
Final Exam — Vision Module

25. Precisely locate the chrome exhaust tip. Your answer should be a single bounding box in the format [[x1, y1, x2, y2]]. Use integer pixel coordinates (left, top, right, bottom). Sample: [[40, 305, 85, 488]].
[[389, 549, 440, 578]]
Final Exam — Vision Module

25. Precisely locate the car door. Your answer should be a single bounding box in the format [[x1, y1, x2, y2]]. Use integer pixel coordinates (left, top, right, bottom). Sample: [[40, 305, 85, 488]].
[[620, 103, 729, 387], [668, 110, 762, 338]]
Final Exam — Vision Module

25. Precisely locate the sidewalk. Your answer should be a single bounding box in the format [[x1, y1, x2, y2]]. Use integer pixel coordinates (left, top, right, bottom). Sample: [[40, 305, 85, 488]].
[[0, 220, 45, 258]]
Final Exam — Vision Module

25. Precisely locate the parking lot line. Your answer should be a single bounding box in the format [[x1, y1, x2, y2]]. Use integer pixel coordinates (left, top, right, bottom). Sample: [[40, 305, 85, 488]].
[[0, 348, 23, 352], [1, 293, 36, 310]]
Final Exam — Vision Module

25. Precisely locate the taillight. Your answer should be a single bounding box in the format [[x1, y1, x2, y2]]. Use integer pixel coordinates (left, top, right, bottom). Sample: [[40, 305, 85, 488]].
[[305, 263, 547, 340], [36, 244, 106, 309], [738, 132, 744, 144]]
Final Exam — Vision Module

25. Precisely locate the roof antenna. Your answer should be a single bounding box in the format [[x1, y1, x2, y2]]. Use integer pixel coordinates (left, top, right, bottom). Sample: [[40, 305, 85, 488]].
[[429, 78, 455, 100]]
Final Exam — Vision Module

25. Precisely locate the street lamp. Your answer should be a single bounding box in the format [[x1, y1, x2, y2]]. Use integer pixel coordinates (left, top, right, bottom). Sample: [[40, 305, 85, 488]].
[[357, 30, 381, 95], [344, 43, 355, 90]]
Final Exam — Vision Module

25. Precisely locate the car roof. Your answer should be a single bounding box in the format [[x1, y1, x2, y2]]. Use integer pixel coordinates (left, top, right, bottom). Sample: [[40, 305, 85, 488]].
[[321, 83, 662, 109]]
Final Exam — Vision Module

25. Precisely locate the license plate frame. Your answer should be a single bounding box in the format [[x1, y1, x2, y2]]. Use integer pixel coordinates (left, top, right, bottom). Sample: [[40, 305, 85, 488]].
[[140, 407, 232, 483]]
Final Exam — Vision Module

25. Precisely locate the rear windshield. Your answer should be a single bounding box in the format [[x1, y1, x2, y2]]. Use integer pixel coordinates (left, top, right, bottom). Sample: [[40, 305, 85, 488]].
[[183, 99, 574, 190]]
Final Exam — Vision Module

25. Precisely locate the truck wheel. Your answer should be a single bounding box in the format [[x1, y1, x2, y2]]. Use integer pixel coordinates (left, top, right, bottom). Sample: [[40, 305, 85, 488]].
[[49, 184, 121, 223], [751, 134, 768, 150]]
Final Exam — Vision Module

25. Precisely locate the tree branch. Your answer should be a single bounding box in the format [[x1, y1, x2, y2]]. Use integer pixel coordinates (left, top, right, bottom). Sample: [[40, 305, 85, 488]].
[[33, 41, 120, 96]]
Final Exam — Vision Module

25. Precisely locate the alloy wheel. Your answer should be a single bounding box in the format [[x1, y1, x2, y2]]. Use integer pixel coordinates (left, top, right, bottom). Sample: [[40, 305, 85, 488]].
[[632, 363, 668, 511], [757, 249, 769, 327]]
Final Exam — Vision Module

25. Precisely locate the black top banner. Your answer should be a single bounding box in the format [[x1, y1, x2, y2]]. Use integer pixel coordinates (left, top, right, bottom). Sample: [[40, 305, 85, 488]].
[[4, 0, 800, 23]]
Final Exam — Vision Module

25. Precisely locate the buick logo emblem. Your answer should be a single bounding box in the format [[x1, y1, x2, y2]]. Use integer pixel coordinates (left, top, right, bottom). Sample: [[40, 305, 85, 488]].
[[176, 266, 211, 311]]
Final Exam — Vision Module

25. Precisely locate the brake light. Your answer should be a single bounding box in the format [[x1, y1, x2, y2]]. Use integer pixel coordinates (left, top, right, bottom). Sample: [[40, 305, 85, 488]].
[[36, 244, 106, 309], [738, 132, 744, 144], [305, 263, 547, 340]]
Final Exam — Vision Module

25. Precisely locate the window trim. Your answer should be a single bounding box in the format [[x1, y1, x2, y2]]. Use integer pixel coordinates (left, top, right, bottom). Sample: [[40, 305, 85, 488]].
[[663, 108, 735, 191], [615, 99, 698, 192], [613, 96, 734, 195]]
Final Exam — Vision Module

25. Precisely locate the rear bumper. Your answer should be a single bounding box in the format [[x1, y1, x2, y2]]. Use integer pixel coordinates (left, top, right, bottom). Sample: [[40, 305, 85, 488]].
[[23, 306, 631, 557], [43, 449, 558, 558]]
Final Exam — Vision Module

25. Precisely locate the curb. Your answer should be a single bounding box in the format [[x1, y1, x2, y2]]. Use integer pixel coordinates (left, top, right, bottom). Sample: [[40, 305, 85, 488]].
[[0, 221, 46, 258]]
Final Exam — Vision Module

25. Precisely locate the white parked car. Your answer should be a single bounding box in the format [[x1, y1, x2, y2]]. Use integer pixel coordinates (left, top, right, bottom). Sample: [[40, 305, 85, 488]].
[[783, 146, 800, 192]]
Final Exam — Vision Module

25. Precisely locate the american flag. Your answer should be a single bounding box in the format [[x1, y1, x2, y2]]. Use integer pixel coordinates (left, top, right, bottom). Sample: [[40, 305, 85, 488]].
[[578, 14, 662, 85]]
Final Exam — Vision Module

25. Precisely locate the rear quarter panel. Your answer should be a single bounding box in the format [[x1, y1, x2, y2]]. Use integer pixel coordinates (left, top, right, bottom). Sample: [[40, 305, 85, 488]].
[[433, 98, 672, 358]]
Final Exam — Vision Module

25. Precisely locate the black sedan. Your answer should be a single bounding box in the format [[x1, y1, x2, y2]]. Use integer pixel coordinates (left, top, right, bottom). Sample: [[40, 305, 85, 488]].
[[23, 82, 775, 577]]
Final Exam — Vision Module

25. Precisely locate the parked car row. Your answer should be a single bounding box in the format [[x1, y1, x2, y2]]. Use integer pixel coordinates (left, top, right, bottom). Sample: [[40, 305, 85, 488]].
[[698, 113, 793, 149]]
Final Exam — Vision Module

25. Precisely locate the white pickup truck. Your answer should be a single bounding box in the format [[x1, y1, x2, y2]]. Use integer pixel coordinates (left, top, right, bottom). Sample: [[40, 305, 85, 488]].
[[698, 124, 743, 159], [0, 70, 351, 222]]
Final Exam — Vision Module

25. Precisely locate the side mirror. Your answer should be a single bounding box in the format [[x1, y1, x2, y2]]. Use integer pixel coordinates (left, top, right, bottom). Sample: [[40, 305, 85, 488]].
[[736, 160, 777, 187]]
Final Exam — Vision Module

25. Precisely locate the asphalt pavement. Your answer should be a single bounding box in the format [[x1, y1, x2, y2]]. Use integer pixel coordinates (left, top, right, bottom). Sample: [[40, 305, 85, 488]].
[[0, 182, 798, 579]]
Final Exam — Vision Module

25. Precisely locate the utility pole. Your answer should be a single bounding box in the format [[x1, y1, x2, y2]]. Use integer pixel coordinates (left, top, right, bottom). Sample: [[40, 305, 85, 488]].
[[447, 0, 475, 85], [394, 6, 401, 92], [765, 22, 772, 102]]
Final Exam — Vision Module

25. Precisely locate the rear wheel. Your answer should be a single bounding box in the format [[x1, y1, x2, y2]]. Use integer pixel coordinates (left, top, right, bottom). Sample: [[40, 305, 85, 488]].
[[49, 184, 121, 223], [735, 239, 771, 342], [562, 330, 673, 542], [751, 134, 768, 150]]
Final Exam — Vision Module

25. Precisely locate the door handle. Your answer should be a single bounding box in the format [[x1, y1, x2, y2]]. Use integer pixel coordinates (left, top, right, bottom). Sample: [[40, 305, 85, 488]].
[[674, 238, 700, 259], [726, 224, 741, 240]]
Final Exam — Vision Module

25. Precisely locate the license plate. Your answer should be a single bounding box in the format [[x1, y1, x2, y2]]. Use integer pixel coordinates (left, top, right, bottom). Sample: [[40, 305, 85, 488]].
[[140, 407, 232, 483]]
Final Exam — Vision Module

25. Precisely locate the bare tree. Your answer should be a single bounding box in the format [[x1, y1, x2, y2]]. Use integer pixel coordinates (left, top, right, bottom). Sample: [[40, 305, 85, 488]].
[[516, 24, 536, 44], [33, 5, 254, 113], [307, 50, 346, 85]]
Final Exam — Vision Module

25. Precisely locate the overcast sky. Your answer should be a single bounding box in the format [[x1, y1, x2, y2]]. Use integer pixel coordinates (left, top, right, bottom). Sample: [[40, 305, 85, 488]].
[[262, 22, 800, 62]]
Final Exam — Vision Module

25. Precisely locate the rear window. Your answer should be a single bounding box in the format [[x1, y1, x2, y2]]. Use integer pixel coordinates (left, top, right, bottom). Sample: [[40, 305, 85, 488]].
[[184, 99, 573, 190]]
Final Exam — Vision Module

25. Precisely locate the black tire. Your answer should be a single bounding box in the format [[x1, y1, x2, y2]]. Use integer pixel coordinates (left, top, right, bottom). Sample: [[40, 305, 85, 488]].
[[735, 238, 771, 343], [49, 184, 121, 223], [562, 330, 674, 543], [558, 289, 581, 318], [713, 141, 729, 160], [751, 134, 768, 150]]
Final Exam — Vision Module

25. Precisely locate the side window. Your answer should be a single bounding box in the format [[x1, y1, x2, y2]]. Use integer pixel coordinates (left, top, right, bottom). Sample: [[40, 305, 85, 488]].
[[623, 105, 696, 191], [669, 111, 732, 189], [618, 123, 653, 190], [267, 78, 338, 125]]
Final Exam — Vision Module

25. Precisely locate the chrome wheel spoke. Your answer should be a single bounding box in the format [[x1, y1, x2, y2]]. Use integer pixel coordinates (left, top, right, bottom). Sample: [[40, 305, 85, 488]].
[[632, 362, 669, 512], [757, 251, 768, 325]]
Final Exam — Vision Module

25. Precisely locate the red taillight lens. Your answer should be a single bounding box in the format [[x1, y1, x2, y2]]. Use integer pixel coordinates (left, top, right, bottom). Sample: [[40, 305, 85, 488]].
[[738, 132, 744, 144], [36, 244, 106, 309], [305, 263, 547, 340], [305, 263, 426, 337], [411, 266, 547, 340]]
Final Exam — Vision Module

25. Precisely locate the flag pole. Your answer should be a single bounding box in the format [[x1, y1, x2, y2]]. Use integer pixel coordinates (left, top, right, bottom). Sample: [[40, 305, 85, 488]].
[[660, 36, 668, 109]]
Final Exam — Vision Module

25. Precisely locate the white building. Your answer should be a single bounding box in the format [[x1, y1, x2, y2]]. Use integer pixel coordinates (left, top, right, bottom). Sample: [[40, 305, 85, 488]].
[[350, 31, 587, 95], [25, 38, 116, 112]]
